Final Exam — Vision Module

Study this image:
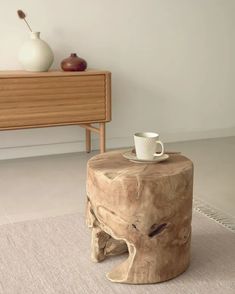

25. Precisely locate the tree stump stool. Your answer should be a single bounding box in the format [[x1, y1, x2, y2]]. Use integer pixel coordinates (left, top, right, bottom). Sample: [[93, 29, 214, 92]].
[[86, 150, 194, 284]]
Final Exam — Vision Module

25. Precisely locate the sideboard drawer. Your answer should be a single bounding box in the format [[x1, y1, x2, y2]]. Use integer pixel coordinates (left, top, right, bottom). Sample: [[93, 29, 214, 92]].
[[0, 74, 107, 129]]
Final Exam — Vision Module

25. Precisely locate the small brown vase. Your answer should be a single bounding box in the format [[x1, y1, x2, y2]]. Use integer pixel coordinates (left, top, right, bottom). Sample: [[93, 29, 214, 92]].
[[61, 53, 87, 71]]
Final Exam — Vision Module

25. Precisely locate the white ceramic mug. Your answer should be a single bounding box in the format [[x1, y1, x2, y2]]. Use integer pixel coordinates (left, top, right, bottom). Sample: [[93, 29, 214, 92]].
[[134, 132, 164, 160]]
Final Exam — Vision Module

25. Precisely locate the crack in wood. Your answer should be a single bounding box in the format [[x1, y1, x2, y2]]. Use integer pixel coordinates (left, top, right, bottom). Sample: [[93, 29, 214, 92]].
[[148, 223, 167, 238], [132, 224, 138, 230]]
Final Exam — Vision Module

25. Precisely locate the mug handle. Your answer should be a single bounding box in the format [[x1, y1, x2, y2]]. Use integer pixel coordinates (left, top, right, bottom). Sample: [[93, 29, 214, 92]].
[[153, 140, 164, 157]]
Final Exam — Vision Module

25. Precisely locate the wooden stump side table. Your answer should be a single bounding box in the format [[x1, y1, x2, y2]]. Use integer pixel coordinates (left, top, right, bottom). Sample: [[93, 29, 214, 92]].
[[86, 150, 194, 284]]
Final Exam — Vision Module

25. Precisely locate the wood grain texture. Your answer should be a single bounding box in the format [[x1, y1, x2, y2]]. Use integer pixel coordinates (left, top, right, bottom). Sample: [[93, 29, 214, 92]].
[[86, 199, 128, 263], [0, 71, 111, 130], [86, 150, 194, 284], [105, 72, 111, 121]]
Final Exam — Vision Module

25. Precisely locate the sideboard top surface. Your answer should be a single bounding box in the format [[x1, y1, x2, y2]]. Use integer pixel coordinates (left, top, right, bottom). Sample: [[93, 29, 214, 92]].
[[0, 69, 111, 79]]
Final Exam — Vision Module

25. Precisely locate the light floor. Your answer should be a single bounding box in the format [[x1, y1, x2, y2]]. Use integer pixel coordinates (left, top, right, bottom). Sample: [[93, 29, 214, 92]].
[[0, 136, 234, 225]]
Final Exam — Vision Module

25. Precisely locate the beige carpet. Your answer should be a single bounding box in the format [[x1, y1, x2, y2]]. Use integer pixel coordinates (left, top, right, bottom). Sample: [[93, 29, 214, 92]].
[[0, 211, 234, 294]]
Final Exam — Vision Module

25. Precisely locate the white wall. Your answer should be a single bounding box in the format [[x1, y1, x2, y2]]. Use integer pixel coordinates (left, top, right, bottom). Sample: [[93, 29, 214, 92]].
[[0, 0, 235, 159]]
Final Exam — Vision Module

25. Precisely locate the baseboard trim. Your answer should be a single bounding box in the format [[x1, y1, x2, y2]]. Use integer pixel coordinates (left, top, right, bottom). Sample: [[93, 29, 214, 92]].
[[0, 137, 133, 160], [162, 126, 235, 143], [0, 127, 234, 160]]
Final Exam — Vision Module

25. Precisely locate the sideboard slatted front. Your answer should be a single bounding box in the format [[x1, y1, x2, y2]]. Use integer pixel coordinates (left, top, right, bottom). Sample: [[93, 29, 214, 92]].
[[0, 70, 111, 153], [0, 73, 109, 129]]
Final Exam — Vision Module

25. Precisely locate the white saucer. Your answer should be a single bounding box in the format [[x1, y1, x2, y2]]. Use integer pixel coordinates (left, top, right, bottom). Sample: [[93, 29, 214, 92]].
[[122, 150, 169, 163]]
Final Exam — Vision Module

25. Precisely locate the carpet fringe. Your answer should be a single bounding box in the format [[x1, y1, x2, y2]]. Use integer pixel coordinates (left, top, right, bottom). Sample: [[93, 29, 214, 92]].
[[193, 198, 235, 232]]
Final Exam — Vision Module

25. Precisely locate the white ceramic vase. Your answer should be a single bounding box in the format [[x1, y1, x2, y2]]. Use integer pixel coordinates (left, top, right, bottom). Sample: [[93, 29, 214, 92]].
[[19, 32, 54, 72]]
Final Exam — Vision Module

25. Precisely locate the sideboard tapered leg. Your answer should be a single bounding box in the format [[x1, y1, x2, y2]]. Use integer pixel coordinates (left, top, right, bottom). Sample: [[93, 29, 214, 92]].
[[100, 123, 105, 153], [86, 129, 91, 153]]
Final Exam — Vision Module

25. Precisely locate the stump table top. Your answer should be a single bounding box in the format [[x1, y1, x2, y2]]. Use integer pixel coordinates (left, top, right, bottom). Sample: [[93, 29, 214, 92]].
[[87, 149, 193, 180]]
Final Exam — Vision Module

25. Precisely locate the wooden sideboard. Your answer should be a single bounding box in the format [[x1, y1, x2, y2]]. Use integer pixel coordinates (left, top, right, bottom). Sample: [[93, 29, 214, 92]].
[[0, 70, 111, 153]]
